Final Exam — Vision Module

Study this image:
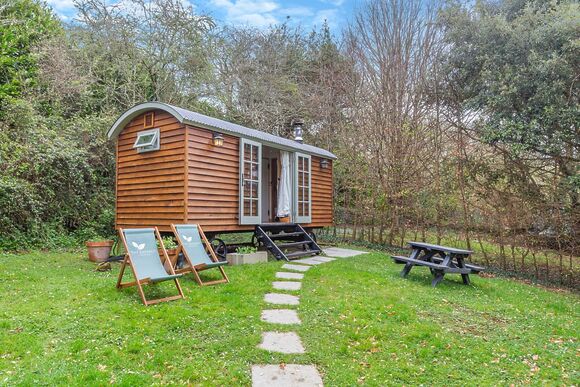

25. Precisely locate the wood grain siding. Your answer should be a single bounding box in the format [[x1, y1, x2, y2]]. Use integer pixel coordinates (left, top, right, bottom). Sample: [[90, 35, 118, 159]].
[[305, 156, 333, 228], [116, 110, 186, 231], [185, 126, 252, 232], [115, 110, 334, 233]]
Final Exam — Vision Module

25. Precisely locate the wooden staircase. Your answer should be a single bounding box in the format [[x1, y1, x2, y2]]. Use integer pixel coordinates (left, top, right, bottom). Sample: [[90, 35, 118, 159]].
[[254, 223, 322, 261]]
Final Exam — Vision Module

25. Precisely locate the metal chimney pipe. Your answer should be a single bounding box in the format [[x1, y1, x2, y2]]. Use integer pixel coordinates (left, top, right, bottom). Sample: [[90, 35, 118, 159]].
[[292, 119, 304, 143]]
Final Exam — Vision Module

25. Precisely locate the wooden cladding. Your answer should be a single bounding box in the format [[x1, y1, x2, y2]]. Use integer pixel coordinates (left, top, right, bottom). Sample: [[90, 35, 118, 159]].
[[116, 110, 186, 232], [115, 109, 334, 233], [186, 125, 242, 232], [304, 156, 333, 228]]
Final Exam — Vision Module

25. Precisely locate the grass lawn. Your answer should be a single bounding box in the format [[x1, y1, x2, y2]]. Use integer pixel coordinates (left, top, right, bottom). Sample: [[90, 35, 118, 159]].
[[1, 248, 578, 385]]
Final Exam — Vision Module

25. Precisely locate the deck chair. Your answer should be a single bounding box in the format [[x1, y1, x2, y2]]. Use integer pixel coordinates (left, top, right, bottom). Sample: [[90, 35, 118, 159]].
[[171, 224, 229, 286], [117, 227, 184, 306]]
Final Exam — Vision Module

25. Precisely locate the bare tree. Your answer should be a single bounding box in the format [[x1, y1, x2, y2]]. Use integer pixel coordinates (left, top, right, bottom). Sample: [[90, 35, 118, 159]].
[[345, 0, 441, 240], [70, 0, 214, 109], [210, 23, 354, 144]]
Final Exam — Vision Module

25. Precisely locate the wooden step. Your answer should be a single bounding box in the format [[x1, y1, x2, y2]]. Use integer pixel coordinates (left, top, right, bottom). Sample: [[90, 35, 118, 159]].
[[285, 250, 319, 259], [254, 223, 323, 262], [277, 241, 310, 248], [258, 222, 297, 228], [268, 232, 305, 240]]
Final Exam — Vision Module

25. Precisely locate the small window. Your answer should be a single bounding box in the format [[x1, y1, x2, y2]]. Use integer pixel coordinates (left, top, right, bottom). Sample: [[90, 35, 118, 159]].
[[144, 112, 154, 128], [133, 128, 160, 153]]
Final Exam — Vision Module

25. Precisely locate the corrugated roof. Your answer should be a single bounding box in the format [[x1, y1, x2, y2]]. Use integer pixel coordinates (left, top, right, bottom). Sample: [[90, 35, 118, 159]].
[[108, 102, 337, 159]]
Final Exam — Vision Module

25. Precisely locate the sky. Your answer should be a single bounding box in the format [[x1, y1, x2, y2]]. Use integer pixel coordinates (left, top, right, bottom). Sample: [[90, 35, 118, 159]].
[[45, 0, 359, 32]]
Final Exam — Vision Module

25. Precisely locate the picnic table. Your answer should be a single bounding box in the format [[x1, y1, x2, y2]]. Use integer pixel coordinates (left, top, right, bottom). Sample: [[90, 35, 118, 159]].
[[392, 241, 484, 287]]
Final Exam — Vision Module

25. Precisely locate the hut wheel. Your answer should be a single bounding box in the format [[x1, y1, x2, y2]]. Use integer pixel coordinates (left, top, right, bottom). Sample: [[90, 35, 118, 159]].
[[209, 237, 227, 262]]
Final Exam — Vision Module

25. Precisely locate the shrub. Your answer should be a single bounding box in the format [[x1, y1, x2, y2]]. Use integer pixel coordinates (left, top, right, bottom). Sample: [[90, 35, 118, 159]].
[[235, 246, 257, 254], [158, 236, 178, 250]]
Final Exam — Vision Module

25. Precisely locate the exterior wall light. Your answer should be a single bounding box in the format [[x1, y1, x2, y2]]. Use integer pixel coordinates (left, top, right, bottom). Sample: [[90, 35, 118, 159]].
[[212, 132, 224, 147], [320, 158, 330, 169]]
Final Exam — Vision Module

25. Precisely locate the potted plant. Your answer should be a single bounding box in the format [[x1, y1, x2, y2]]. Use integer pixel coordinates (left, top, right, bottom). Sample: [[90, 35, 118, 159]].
[[226, 246, 268, 265], [158, 236, 179, 270], [86, 238, 114, 262]]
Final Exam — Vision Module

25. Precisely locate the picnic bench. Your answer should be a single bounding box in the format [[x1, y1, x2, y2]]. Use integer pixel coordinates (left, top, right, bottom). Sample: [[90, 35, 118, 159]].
[[392, 241, 484, 287]]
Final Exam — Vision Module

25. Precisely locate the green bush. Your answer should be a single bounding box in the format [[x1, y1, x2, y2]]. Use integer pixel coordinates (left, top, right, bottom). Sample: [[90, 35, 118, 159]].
[[159, 236, 178, 250], [235, 246, 257, 254], [0, 176, 41, 234], [0, 99, 116, 251]]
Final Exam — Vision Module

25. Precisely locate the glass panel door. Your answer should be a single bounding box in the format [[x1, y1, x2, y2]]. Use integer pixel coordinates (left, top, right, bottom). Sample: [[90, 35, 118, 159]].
[[240, 139, 262, 224], [295, 153, 311, 223]]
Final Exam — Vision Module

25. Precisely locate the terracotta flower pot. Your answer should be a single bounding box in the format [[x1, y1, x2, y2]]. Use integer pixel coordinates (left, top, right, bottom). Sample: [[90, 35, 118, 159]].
[[279, 216, 291, 223], [159, 247, 178, 271], [86, 240, 114, 262]]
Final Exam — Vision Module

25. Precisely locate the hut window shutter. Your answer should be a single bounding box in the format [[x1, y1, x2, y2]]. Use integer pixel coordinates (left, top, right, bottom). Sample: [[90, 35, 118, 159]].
[[133, 128, 160, 153]]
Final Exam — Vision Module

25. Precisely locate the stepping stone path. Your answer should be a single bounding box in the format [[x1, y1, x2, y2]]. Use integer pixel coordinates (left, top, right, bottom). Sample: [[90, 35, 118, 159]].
[[291, 258, 327, 265], [273, 281, 301, 291], [253, 248, 368, 386], [264, 293, 300, 306], [282, 263, 311, 272], [323, 247, 367, 258], [252, 365, 323, 387], [276, 271, 304, 280], [261, 309, 301, 325], [309, 257, 336, 263], [259, 332, 305, 354]]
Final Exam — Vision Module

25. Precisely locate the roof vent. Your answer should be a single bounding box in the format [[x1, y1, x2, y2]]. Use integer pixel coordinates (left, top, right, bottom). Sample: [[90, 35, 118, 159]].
[[292, 119, 304, 144]]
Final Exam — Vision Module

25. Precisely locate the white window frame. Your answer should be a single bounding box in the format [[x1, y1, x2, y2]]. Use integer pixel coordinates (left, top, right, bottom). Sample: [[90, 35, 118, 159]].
[[294, 153, 312, 224], [239, 138, 262, 225], [133, 128, 160, 153]]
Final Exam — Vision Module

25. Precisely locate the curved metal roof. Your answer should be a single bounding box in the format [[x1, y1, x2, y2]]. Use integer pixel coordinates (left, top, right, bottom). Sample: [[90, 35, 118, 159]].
[[107, 102, 337, 159]]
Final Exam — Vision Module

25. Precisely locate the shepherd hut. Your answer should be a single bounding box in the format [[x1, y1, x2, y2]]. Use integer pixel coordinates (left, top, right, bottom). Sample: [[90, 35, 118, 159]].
[[108, 102, 336, 260]]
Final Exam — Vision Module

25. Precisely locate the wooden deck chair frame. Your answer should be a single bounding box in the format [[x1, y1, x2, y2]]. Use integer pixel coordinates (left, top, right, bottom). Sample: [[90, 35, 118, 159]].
[[171, 224, 229, 286], [116, 227, 185, 306]]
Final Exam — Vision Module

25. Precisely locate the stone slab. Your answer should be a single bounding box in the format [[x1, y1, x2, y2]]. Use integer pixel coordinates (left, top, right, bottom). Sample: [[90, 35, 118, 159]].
[[291, 258, 326, 265], [261, 309, 301, 325], [264, 293, 300, 306], [258, 331, 305, 354], [310, 256, 336, 263], [323, 247, 368, 258], [252, 364, 323, 387], [282, 264, 311, 272], [276, 272, 304, 280], [273, 281, 301, 291]]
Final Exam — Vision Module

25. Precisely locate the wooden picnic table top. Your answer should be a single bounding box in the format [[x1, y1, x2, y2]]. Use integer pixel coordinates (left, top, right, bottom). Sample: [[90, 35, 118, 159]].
[[408, 241, 473, 255]]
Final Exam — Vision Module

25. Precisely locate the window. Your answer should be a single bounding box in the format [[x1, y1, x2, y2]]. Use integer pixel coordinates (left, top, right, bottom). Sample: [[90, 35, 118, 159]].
[[133, 128, 160, 153], [144, 112, 154, 128]]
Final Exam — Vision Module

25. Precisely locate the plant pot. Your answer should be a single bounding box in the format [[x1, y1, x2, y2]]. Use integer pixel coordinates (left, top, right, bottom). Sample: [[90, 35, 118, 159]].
[[279, 216, 291, 223], [158, 248, 179, 271], [86, 240, 114, 263], [226, 251, 268, 265]]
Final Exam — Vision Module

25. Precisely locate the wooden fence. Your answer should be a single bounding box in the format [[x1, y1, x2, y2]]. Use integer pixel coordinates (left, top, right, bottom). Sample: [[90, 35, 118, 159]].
[[319, 206, 579, 290]]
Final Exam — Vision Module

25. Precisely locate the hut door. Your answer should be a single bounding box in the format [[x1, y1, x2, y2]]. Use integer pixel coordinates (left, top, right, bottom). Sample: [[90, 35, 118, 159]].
[[239, 139, 262, 224], [294, 153, 312, 224]]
